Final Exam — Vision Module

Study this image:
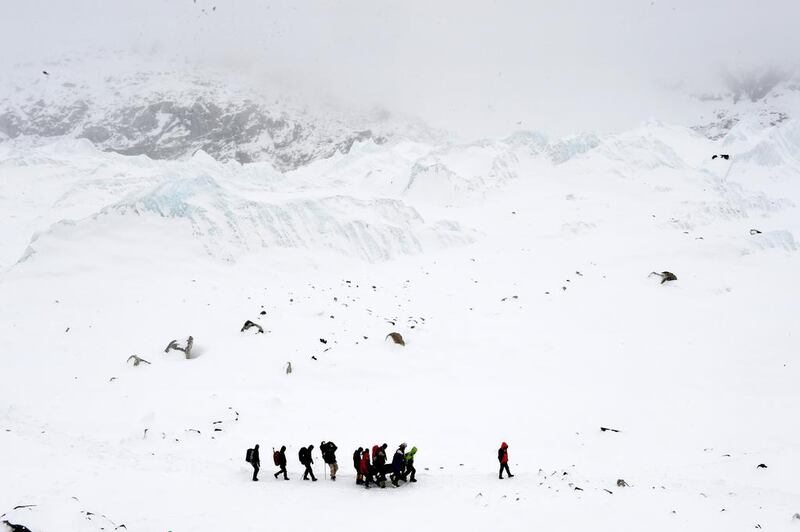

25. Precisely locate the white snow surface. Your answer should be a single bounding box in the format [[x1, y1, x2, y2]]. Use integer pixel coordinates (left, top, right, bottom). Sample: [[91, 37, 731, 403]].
[[1, 112, 799, 532]]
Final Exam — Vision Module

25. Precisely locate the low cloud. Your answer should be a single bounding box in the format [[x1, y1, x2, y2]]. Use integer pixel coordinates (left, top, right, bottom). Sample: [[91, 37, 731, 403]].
[[3, 0, 798, 137]]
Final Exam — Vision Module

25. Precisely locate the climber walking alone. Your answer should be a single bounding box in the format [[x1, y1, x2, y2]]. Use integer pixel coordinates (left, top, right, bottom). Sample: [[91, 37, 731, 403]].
[[498, 442, 513, 479]]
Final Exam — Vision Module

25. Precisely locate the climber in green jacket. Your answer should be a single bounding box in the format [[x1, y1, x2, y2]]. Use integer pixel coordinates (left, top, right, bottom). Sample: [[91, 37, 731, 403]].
[[403, 446, 418, 482]]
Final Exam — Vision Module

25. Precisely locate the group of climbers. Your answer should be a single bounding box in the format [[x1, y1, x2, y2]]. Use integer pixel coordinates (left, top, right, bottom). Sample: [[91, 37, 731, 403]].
[[245, 442, 329, 481], [246, 441, 418, 487], [247, 441, 512, 484], [353, 443, 417, 489]]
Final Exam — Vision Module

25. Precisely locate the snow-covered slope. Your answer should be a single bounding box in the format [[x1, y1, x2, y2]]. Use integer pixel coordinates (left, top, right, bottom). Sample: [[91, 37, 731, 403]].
[[1, 68, 799, 532]]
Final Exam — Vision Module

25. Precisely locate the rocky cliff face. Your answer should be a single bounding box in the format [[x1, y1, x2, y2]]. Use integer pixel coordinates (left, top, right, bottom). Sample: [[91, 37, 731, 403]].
[[0, 62, 395, 171]]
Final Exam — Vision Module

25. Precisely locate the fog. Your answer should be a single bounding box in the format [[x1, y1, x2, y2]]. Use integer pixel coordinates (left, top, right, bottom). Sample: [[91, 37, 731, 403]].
[[3, 0, 799, 136]]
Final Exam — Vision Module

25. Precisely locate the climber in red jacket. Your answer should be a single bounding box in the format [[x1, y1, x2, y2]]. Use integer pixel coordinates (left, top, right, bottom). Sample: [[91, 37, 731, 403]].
[[498, 442, 514, 479], [360, 448, 374, 488]]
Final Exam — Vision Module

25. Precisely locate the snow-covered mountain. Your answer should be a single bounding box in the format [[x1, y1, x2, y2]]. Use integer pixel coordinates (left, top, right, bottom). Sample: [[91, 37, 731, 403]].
[[4, 55, 800, 175], [0, 54, 442, 171], [690, 70, 800, 140], [1, 57, 799, 532]]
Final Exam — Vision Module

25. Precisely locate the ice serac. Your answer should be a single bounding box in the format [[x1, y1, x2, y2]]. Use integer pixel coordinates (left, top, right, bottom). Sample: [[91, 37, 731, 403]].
[[722, 117, 800, 171], [545, 132, 601, 164], [404, 142, 520, 199], [16, 164, 474, 265], [588, 125, 690, 172]]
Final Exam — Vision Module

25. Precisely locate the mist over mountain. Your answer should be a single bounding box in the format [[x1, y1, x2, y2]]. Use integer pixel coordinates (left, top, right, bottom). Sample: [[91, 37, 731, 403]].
[[3, 0, 799, 137], [3, 50, 800, 174]]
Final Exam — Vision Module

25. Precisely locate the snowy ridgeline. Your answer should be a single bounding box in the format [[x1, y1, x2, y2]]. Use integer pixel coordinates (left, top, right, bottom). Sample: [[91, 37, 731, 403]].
[[1, 56, 800, 272], [0, 59, 587, 172], [2, 115, 800, 271], [2, 55, 800, 170]]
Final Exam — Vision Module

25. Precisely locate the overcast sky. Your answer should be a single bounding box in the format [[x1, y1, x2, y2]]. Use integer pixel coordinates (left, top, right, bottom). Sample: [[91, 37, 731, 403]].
[[2, 0, 799, 136]]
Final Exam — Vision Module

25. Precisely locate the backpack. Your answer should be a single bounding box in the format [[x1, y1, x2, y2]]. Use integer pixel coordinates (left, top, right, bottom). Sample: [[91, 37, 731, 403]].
[[273, 450, 281, 466], [372, 445, 379, 458], [299, 447, 307, 464], [322, 443, 335, 464], [246, 448, 254, 464]]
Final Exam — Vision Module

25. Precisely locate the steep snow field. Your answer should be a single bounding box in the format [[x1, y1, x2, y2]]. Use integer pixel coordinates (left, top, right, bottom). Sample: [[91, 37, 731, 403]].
[[1, 115, 799, 531]]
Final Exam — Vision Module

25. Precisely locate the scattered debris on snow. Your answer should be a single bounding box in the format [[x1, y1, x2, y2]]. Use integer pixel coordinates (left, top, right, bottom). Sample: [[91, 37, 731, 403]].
[[126, 355, 150, 366], [649, 271, 677, 284], [386, 332, 405, 346], [241, 320, 264, 334], [165, 336, 194, 359]]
